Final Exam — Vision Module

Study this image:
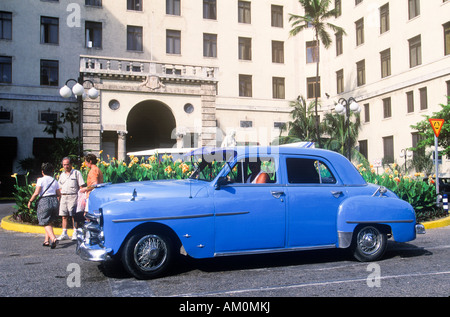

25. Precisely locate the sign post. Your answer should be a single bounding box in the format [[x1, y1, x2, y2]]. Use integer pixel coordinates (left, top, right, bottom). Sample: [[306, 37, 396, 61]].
[[429, 118, 445, 199]]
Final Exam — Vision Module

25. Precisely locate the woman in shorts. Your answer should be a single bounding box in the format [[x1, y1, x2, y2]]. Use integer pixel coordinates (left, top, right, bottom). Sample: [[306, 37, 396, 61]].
[[28, 163, 61, 248]]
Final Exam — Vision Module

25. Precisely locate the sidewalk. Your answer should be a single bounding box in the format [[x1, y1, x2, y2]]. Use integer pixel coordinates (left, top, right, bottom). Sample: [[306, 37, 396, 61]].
[[0, 202, 74, 236], [1, 201, 449, 235]]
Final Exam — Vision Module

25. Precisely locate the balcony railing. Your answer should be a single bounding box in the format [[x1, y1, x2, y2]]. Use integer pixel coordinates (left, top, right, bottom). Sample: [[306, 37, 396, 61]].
[[80, 55, 218, 82]]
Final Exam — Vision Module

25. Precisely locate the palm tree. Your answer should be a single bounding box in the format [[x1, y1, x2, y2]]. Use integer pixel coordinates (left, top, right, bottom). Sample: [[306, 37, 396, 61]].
[[289, 0, 346, 147], [283, 95, 318, 144], [321, 111, 361, 159]]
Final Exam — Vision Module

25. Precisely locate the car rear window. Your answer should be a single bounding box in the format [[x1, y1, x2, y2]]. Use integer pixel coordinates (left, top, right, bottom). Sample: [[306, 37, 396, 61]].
[[286, 158, 336, 184]]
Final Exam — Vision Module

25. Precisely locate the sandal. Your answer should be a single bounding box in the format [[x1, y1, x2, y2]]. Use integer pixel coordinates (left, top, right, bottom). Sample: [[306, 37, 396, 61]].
[[50, 239, 58, 249], [43, 241, 50, 247]]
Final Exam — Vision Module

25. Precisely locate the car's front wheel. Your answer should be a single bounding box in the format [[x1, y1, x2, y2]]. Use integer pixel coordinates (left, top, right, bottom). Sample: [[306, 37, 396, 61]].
[[122, 232, 174, 279], [351, 225, 388, 262]]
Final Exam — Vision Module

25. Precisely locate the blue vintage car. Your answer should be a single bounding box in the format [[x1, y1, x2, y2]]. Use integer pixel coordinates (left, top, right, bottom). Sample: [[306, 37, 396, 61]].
[[77, 146, 425, 279]]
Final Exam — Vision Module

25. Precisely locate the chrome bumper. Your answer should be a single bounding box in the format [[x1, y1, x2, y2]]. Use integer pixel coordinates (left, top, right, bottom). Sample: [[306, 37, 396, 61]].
[[415, 223, 426, 234], [76, 228, 112, 262]]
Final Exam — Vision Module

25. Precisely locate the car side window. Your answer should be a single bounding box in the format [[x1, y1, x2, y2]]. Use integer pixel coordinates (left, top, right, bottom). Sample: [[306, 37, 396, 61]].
[[286, 158, 336, 184], [228, 156, 277, 184]]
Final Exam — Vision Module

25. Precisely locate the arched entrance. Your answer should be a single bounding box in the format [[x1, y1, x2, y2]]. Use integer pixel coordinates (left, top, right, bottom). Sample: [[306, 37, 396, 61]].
[[126, 100, 176, 152]]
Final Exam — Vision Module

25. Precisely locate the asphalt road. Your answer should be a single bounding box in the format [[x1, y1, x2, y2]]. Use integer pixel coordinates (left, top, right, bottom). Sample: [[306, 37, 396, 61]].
[[1, 202, 449, 301]]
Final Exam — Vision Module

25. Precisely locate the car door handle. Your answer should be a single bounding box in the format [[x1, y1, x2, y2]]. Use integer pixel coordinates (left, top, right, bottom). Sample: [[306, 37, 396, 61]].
[[271, 191, 285, 199], [331, 191, 343, 198]]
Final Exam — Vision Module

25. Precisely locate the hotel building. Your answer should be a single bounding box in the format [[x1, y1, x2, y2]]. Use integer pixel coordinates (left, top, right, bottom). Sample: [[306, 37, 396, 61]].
[[0, 0, 449, 189]]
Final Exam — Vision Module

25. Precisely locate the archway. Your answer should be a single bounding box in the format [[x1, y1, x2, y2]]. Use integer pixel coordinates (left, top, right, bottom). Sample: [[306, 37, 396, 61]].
[[126, 100, 176, 152]]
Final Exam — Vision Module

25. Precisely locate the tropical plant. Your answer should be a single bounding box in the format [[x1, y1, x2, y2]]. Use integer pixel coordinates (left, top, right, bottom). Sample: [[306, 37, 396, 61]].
[[321, 110, 361, 160], [277, 96, 318, 145], [289, 0, 346, 147], [11, 173, 39, 224]]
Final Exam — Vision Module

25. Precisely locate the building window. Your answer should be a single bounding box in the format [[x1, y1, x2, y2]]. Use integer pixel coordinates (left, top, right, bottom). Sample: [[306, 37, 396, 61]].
[[409, 35, 422, 68], [383, 97, 392, 118], [0, 11, 12, 40], [166, 0, 181, 15], [239, 74, 252, 97], [335, 32, 343, 56], [336, 69, 344, 94], [271, 5, 283, 28], [419, 87, 428, 110], [166, 30, 181, 54], [380, 48, 391, 78], [406, 91, 414, 113], [357, 60, 365, 86], [238, 37, 252, 60], [40, 59, 58, 86], [39, 110, 59, 124], [359, 140, 368, 160], [85, 21, 102, 48], [203, 33, 217, 57], [412, 132, 425, 159], [0, 56, 12, 83], [127, 0, 142, 11], [383, 136, 394, 164], [203, 0, 217, 20], [127, 25, 143, 51], [85, 0, 102, 6], [380, 3, 389, 34], [355, 18, 364, 46], [240, 120, 253, 128], [272, 77, 285, 99], [40, 16, 59, 44], [272, 41, 284, 63], [306, 41, 319, 64], [408, 0, 420, 20], [363, 103, 370, 123], [238, 1, 251, 24], [307, 77, 320, 99], [444, 22, 450, 56]]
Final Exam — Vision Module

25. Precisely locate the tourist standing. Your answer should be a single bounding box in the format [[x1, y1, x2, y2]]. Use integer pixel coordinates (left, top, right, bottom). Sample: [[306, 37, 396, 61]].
[[57, 157, 85, 241], [79, 153, 103, 213]]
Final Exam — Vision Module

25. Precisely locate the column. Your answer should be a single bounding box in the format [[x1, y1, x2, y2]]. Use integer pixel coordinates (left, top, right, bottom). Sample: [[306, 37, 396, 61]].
[[117, 130, 128, 161]]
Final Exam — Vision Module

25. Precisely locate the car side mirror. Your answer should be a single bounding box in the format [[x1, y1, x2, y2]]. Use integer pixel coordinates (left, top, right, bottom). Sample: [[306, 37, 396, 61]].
[[215, 176, 228, 190]]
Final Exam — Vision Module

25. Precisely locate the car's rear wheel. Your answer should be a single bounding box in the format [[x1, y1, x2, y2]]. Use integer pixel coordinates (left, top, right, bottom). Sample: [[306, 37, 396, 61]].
[[122, 232, 174, 279], [351, 225, 387, 262]]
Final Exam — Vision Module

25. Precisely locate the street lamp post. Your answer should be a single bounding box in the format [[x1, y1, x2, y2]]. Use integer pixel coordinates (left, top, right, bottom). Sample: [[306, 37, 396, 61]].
[[59, 76, 99, 161], [334, 97, 361, 160]]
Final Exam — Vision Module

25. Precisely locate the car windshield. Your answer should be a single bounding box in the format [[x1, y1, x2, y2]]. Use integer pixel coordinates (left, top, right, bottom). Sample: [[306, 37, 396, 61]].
[[186, 147, 237, 182]]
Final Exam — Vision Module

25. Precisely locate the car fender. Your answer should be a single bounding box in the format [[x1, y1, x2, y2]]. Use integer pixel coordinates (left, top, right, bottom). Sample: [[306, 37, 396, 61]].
[[336, 196, 417, 248], [101, 197, 215, 259]]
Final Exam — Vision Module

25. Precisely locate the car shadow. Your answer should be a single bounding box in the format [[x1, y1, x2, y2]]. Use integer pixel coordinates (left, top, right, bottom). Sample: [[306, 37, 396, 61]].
[[97, 242, 432, 280]]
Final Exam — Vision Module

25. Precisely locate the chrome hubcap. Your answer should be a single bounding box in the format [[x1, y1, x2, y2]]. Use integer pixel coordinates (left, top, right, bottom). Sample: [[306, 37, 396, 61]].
[[134, 235, 167, 272], [357, 227, 381, 255]]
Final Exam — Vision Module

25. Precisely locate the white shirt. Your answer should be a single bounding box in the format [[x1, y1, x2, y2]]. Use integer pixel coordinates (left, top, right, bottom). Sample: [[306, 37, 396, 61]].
[[58, 169, 85, 194], [36, 175, 60, 197]]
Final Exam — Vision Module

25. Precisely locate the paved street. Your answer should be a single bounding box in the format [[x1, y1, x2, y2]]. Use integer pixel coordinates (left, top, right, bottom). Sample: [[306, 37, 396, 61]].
[[1, 202, 449, 300]]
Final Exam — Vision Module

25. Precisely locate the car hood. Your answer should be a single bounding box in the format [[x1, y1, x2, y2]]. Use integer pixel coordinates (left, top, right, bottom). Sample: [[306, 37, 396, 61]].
[[88, 179, 210, 209]]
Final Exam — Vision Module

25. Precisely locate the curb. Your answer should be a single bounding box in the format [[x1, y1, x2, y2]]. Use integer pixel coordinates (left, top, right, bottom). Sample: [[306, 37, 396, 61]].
[[1, 215, 74, 237], [2, 214, 449, 236], [423, 215, 450, 229]]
